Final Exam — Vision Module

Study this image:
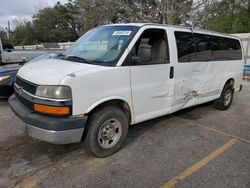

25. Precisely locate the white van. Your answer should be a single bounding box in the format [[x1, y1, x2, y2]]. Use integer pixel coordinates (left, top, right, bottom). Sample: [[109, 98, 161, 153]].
[[9, 23, 244, 157]]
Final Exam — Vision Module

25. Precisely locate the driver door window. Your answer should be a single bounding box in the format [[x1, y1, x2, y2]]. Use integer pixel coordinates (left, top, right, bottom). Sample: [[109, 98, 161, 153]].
[[133, 29, 169, 65]]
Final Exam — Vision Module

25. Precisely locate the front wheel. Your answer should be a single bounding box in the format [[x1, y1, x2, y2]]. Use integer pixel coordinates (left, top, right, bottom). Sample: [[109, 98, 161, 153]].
[[84, 106, 128, 158], [214, 83, 234, 110]]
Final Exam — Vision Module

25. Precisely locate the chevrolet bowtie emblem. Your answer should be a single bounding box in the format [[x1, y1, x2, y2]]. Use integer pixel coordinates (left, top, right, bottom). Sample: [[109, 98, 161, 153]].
[[17, 86, 23, 96]]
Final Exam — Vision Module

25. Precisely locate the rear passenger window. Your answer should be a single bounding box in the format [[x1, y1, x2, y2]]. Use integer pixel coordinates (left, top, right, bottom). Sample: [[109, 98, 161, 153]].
[[175, 31, 242, 62], [175, 32, 195, 62], [194, 34, 211, 61], [211, 36, 242, 60]]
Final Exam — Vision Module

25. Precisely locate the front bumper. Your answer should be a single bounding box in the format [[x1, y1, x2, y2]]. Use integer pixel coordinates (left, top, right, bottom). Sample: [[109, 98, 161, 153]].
[[8, 94, 88, 144]]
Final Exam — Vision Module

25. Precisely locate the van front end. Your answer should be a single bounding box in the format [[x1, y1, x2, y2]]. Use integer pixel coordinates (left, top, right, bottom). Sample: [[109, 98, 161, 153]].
[[8, 76, 87, 144]]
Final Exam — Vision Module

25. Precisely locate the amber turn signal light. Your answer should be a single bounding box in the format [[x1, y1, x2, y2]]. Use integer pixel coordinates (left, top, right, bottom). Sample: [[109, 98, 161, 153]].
[[34, 104, 70, 115]]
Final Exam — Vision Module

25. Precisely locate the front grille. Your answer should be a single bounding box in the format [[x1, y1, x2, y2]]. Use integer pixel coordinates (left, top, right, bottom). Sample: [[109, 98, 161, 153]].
[[15, 76, 37, 95], [15, 90, 34, 111], [15, 76, 37, 111]]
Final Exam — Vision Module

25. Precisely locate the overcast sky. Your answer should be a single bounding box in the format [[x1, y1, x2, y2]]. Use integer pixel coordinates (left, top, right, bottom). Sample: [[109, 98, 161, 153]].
[[0, 0, 69, 30]]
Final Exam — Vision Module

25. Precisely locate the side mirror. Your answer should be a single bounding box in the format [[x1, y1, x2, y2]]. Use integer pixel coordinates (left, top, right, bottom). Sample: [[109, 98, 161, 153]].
[[132, 56, 142, 64]]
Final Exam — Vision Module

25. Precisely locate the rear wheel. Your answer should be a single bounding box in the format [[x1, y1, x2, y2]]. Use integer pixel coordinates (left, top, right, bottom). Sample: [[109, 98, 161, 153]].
[[84, 106, 128, 158], [214, 83, 234, 110]]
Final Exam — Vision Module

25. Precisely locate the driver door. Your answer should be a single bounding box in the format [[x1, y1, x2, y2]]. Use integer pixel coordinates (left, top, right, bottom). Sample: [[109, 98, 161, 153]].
[[129, 28, 174, 123]]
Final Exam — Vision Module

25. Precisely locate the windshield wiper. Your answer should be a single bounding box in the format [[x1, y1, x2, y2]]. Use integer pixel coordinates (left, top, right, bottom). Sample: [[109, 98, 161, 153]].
[[64, 55, 93, 64]]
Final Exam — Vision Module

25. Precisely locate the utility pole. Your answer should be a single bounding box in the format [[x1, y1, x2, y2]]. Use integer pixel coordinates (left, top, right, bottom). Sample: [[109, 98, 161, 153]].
[[7, 21, 11, 44]]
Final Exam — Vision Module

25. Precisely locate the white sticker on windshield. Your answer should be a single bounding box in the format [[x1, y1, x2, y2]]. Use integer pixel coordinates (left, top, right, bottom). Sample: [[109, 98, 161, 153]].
[[113, 31, 132, 36]]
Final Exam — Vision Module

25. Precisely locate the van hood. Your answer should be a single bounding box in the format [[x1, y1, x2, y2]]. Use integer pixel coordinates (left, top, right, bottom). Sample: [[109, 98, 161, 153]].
[[17, 59, 99, 85]]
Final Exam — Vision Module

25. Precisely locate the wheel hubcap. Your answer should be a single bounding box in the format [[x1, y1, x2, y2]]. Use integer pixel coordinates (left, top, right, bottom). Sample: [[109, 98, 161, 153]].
[[98, 118, 122, 149], [224, 89, 232, 106]]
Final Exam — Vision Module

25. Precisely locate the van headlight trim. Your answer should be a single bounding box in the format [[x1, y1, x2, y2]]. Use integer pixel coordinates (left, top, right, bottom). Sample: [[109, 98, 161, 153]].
[[36, 86, 72, 99]]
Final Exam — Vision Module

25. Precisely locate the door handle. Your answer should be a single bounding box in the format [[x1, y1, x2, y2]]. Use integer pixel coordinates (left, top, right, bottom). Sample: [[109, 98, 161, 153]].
[[170, 66, 174, 79]]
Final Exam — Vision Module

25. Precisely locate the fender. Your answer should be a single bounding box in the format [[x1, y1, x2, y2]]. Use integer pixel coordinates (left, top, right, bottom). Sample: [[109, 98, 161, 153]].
[[85, 96, 135, 124]]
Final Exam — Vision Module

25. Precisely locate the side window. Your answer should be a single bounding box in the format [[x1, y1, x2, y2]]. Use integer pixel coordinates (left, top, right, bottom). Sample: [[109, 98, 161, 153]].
[[227, 38, 242, 60], [175, 32, 242, 63], [175, 31, 195, 62], [194, 33, 212, 61], [133, 29, 169, 65], [211, 36, 227, 61], [211, 36, 242, 61]]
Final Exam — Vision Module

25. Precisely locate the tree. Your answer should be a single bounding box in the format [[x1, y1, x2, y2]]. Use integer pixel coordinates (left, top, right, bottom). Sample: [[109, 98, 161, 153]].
[[12, 21, 36, 45], [32, 1, 80, 42], [75, 0, 195, 32], [12, 0, 249, 45], [156, 0, 193, 24], [201, 0, 250, 33], [12, 1, 80, 45]]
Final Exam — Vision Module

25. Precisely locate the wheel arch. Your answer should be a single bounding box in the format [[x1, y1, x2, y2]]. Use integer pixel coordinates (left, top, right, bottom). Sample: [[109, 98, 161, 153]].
[[217, 78, 235, 99], [218, 78, 235, 97], [85, 97, 134, 125], [225, 78, 235, 88], [215, 78, 235, 110], [224, 78, 235, 92]]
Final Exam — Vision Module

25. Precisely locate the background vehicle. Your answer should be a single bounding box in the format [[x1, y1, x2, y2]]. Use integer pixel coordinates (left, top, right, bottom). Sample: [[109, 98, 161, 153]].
[[9, 24, 244, 158], [0, 63, 21, 97], [0, 53, 60, 97], [0, 38, 63, 64]]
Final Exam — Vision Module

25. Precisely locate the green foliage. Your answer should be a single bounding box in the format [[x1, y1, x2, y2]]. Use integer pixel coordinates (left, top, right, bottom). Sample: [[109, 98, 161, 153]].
[[202, 0, 250, 33], [32, 2, 79, 42], [11, 0, 250, 45], [12, 0, 195, 45], [12, 1, 80, 45], [12, 22, 37, 45]]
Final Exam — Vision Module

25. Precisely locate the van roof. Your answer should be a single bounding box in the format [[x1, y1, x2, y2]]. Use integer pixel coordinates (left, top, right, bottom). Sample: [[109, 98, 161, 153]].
[[104, 23, 239, 40]]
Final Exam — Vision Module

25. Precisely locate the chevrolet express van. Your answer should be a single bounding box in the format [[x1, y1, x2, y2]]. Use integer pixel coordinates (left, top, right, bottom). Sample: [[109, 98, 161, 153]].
[[9, 23, 244, 157]]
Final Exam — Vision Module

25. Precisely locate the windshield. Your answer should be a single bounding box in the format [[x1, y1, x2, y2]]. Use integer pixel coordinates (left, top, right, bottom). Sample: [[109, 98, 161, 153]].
[[63, 26, 139, 65]]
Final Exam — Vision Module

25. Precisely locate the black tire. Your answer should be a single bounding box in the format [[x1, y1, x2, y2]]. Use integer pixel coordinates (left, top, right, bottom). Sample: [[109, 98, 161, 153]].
[[214, 83, 234, 110], [84, 106, 128, 158]]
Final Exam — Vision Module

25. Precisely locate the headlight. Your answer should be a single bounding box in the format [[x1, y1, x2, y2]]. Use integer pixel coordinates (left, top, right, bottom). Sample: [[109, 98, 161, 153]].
[[36, 86, 72, 99], [0, 75, 10, 82]]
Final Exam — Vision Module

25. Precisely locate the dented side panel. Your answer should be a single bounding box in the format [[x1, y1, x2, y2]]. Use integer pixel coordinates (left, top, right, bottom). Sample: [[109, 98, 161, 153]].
[[167, 27, 244, 113]]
